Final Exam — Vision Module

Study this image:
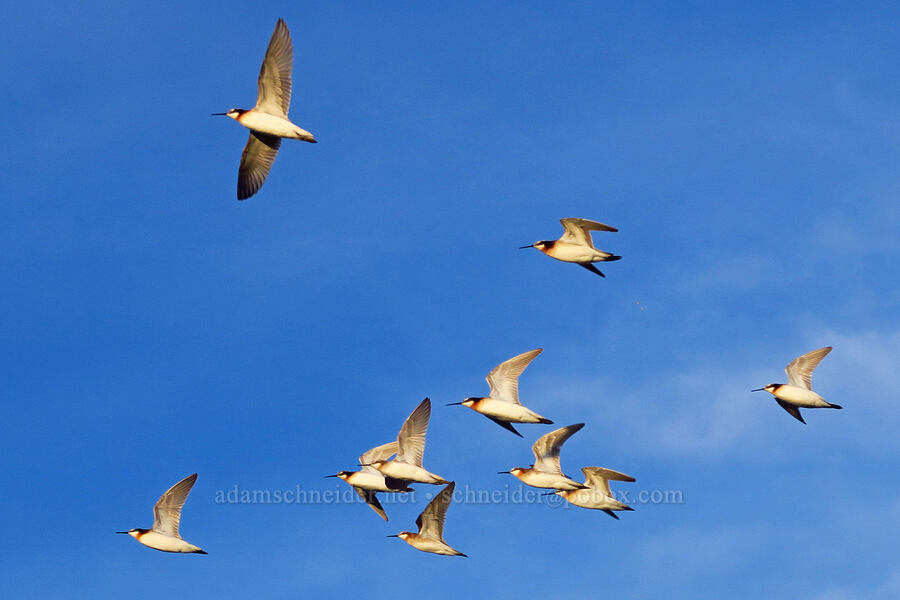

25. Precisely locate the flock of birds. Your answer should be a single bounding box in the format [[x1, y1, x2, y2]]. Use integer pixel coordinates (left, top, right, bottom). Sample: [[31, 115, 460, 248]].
[[117, 19, 843, 558]]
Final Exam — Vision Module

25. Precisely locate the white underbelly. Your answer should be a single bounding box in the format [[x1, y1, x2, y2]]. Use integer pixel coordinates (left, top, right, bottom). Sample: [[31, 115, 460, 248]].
[[561, 489, 623, 510], [239, 111, 313, 140], [409, 538, 459, 555], [377, 461, 444, 484], [138, 531, 201, 553], [548, 243, 609, 263], [346, 472, 395, 492], [516, 470, 583, 490], [476, 400, 546, 423], [775, 386, 828, 407]]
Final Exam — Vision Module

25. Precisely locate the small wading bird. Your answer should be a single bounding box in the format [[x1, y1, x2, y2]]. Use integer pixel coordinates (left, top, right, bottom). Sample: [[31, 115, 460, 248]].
[[752, 346, 841, 424], [327, 441, 413, 521], [116, 473, 207, 554], [213, 19, 317, 200], [448, 348, 553, 437], [554, 467, 636, 519], [388, 482, 467, 557], [367, 398, 450, 485], [500, 424, 589, 490], [521, 218, 621, 277]]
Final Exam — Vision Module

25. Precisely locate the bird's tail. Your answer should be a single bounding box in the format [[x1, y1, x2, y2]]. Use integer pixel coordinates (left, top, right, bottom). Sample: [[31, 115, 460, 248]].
[[606, 255, 622, 262]]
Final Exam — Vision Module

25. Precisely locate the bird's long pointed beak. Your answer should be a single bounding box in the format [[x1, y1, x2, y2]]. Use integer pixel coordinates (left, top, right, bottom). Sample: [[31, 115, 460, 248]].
[[386, 534, 400, 538], [115, 531, 129, 534], [497, 471, 511, 474], [519, 244, 534, 249], [210, 112, 228, 116], [324, 474, 339, 478], [446, 401, 464, 406], [541, 491, 557, 496], [750, 388, 765, 392]]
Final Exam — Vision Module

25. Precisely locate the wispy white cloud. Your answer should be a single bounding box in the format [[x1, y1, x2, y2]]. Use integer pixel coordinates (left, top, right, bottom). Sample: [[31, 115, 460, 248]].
[[536, 328, 900, 458], [812, 569, 900, 600]]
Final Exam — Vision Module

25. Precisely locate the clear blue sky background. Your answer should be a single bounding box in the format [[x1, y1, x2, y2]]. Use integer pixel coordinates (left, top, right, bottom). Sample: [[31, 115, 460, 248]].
[[2, 2, 898, 598]]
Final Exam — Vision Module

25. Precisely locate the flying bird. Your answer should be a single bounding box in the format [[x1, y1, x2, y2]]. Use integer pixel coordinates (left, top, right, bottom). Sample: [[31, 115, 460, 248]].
[[448, 348, 553, 437], [554, 467, 636, 519], [500, 424, 589, 490], [388, 482, 466, 557], [327, 441, 413, 521], [213, 19, 317, 200], [368, 398, 450, 485], [752, 346, 841, 424], [521, 218, 621, 277], [116, 473, 207, 554]]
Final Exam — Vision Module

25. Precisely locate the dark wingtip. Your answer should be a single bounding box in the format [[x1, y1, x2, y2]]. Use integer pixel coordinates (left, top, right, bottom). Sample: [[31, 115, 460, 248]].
[[196, 550, 208, 555], [539, 418, 553, 424], [607, 255, 622, 261], [457, 552, 469, 558], [578, 263, 606, 277], [830, 403, 843, 409]]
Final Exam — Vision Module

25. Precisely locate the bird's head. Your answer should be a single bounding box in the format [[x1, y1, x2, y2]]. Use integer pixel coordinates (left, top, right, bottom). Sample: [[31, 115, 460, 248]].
[[116, 528, 146, 539], [387, 532, 412, 540], [211, 108, 245, 120], [447, 398, 479, 408], [520, 240, 552, 251], [368, 460, 386, 470], [751, 384, 779, 394], [326, 471, 353, 481]]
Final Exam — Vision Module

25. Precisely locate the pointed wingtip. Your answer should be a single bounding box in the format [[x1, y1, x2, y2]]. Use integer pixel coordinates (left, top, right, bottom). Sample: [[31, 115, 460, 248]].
[[196, 550, 208, 555]]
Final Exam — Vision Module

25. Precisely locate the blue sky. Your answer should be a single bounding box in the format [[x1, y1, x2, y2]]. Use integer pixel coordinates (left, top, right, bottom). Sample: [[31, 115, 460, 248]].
[[2, 2, 898, 598]]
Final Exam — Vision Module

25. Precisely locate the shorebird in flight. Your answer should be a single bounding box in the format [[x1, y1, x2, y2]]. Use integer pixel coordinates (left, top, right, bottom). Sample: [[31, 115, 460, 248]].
[[388, 482, 466, 557], [368, 398, 450, 485], [500, 424, 589, 490], [521, 218, 621, 277], [327, 441, 413, 521], [554, 467, 636, 519], [116, 473, 207, 554], [213, 19, 316, 200], [752, 346, 840, 424], [448, 348, 553, 437]]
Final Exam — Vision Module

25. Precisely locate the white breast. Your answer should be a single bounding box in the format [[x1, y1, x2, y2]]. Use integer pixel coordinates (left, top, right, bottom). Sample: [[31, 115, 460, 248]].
[[775, 385, 827, 407], [238, 111, 313, 140], [476, 400, 545, 423], [137, 531, 202, 553]]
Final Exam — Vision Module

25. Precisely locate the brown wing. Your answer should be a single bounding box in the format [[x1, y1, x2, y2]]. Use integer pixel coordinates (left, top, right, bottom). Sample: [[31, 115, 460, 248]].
[[396, 398, 431, 467], [776, 400, 807, 424], [354, 487, 388, 521], [785, 347, 832, 390], [559, 218, 618, 247], [255, 19, 293, 117], [152, 473, 198, 538], [532, 423, 584, 475], [416, 482, 455, 540], [237, 132, 281, 200]]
